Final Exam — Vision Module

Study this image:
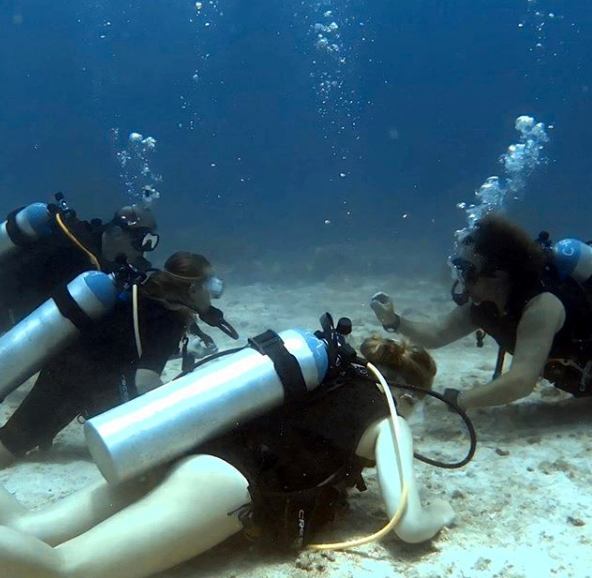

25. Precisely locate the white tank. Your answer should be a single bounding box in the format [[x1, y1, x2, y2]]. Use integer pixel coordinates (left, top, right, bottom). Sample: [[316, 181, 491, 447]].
[[85, 329, 329, 486]]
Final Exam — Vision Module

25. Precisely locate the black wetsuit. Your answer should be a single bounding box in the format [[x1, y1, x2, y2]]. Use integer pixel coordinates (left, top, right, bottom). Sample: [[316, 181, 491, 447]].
[[199, 366, 390, 548], [0, 294, 188, 456], [470, 274, 592, 396], [0, 214, 105, 332]]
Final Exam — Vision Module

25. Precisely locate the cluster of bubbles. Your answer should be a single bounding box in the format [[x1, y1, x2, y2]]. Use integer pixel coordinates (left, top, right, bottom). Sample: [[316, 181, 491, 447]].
[[312, 14, 346, 119], [307, 0, 366, 137], [456, 115, 550, 237], [518, 0, 563, 64], [178, 0, 223, 130], [112, 129, 162, 204]]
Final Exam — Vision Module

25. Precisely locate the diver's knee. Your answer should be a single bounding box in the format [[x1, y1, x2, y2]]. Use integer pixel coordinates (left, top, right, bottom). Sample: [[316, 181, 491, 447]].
[[169, 455, 249, 492]]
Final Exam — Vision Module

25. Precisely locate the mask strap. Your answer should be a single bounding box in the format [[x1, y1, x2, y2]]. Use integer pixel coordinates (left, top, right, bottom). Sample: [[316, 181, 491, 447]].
[[163, 269, 206, 283]]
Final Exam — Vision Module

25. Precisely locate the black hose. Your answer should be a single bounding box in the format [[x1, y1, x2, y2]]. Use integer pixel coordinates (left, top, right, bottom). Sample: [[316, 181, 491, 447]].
[[387, 382, 477, 469], [174, 346, 248, 380]]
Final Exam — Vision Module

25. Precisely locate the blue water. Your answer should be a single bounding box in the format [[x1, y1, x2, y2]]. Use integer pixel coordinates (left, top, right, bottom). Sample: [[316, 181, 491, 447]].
[[1, 0, 591, 277]]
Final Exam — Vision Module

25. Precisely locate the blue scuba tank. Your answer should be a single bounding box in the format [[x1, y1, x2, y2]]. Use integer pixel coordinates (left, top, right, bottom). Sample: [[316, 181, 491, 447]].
[[0, 271, 120, 401], [553, 238, 592, 286], [0, 203, 52, 260]]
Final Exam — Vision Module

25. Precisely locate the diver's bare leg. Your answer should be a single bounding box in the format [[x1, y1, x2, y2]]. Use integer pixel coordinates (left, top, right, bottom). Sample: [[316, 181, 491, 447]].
[[0, 483, 27, 522], [8, 476, 160, 546], [356, 417, 455, 543], [0, 455, 251, 578]]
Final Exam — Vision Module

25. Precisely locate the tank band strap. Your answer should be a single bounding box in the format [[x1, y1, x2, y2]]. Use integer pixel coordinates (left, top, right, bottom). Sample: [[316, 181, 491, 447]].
[[5, 207, 29, 247], [53, 285, 95, 334], [249, 330, 308, 404]]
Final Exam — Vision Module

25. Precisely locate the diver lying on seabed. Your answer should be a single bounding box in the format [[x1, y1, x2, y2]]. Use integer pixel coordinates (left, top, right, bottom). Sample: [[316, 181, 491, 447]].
[[371, 213, 592, 410], [0, 326, 455, 578]]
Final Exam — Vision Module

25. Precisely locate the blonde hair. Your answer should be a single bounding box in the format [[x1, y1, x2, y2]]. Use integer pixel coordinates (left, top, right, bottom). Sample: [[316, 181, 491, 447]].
[[360, 335, 437, 393]]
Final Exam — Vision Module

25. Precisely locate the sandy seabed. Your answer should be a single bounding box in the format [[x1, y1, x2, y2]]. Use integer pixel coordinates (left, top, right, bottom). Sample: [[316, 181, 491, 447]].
[[1, 273, 591, 578]]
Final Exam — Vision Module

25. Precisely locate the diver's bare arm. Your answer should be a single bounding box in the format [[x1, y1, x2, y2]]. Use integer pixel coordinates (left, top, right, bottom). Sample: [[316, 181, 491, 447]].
[[356, 418, 454, 543], [461, 293, 565, 409], [398, 304, 477, 349]]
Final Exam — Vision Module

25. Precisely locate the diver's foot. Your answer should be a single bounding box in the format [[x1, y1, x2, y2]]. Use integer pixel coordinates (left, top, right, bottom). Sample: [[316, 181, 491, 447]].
[[425, 499, 456, 528]]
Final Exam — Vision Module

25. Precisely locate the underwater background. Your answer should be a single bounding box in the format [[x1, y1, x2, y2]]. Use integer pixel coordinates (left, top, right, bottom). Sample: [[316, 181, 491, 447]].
[[1, 0, 591, 281]]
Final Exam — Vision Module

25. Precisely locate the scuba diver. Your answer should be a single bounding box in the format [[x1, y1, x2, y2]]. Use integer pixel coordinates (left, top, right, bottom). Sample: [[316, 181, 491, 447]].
[[0, 194, 159, 333], [0, 323, 456, 578], [371, 213, 592, 411], [0, 251, 236, 467]]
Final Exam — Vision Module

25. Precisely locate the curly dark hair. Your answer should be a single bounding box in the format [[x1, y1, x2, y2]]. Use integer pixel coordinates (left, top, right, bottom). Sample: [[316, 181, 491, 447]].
[[466, 214, 545, 291]]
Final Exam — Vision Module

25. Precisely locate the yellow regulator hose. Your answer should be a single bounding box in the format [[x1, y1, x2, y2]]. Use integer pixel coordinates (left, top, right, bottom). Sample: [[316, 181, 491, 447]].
[[132, 283, 143, 359], [308, 362, 409, 551], [55, 212, 101, 271]]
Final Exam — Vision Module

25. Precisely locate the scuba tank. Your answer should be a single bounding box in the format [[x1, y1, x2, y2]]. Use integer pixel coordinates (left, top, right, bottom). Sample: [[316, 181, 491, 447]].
[[0, 203, 52, 260], [85, 328, 330, 485], [0, 271, 120, 401], [552, 238, 592, 288]]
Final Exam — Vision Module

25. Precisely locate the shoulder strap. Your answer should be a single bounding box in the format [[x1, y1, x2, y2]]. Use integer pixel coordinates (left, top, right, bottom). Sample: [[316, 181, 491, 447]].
[[249, 330, 308, 404], [5, 207, 29, 247], [52, 284, 95, 333]]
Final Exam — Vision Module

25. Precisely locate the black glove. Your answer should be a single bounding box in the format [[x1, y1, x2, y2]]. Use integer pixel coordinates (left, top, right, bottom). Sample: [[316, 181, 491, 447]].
[[443, 388, 463, 411]]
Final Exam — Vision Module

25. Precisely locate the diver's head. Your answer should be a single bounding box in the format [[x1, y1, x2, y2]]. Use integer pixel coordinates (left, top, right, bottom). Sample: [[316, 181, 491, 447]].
[[450, 214, 544, 308], [102, 204, 159, 270], [142, 251, 223, 316], [360, 335, 436, 417]]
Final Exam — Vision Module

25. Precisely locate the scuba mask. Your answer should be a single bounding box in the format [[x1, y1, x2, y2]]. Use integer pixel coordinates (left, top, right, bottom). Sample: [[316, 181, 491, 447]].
[[188, 276, 224, 300], [204, 276, 224, 299], [449, 255, 498, 306]]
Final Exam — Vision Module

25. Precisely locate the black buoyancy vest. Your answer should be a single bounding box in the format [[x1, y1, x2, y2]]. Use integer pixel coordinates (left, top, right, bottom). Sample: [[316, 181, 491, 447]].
[[470, 275, 592, 396]]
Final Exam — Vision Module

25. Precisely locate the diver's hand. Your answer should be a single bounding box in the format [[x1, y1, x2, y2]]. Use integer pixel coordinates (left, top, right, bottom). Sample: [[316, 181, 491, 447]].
[[370, 292, 398, 326]]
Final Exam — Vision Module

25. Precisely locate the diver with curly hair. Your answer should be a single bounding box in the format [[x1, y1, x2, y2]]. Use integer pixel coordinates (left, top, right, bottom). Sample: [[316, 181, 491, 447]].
[[371, 213, 592, 410]]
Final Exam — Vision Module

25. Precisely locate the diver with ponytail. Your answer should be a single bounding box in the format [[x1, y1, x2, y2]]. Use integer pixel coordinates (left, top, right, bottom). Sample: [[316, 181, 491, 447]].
[[0, 251, 233, 468]]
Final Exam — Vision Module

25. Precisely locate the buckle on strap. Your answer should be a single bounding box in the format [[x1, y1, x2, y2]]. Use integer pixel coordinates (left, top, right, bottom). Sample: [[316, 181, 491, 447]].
[[248, 330, 308, 404]]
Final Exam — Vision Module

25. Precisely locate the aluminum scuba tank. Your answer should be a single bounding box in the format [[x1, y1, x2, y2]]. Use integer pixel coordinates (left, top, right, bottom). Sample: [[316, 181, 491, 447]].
[[0, 203, 52, 260], [85, 329, 329, 485], [553, 238, 592, 286], [0, 271, 119, 401]]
